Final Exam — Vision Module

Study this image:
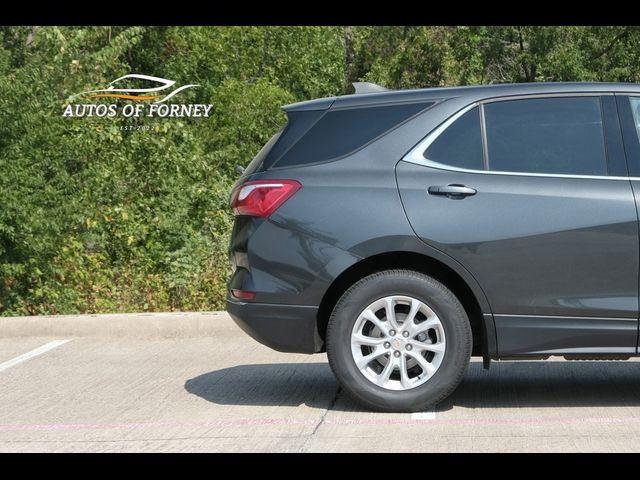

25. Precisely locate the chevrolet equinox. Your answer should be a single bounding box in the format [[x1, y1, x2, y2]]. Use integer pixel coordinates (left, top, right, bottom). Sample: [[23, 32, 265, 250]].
[[227, 82, 640, 412]]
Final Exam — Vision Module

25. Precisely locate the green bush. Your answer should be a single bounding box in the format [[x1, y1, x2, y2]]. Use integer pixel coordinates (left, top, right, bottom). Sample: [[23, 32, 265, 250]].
[[3, 26, 640, 315], [0, 26, 341, 315]]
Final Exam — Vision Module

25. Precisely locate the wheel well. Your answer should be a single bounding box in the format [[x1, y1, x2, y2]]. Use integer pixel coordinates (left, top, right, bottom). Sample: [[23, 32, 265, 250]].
[[317, 252, 485, 355]]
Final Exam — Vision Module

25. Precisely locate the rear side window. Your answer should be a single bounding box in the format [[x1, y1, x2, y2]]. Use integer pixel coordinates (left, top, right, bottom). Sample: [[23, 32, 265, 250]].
[[484, 97, 607, 175], [274, 102, 433, 168], [424, 107, 484, 170]]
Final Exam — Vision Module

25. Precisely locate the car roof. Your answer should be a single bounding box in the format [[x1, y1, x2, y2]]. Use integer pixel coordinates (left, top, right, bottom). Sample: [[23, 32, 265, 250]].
[[284, 82, 640, 112]]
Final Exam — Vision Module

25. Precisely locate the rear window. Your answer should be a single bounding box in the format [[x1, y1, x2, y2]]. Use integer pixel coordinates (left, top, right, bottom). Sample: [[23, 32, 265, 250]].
[[242, 128, 284, 176], [274, 102, 434, 168], [261, 110, 324, 170]]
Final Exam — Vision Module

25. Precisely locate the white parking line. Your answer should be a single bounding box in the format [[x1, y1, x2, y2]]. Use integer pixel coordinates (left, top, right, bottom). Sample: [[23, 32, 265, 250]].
[[411, 410, 436, 420], [0, 340, 71, 372]]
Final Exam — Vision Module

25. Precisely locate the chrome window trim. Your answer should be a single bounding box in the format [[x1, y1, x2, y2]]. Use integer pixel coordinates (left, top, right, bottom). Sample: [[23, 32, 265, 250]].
[[403, 93, 627, 181]]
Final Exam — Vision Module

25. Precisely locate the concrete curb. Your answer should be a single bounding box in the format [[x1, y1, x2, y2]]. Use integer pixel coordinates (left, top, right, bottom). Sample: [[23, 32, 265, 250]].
[[0, 311, 231, 338]]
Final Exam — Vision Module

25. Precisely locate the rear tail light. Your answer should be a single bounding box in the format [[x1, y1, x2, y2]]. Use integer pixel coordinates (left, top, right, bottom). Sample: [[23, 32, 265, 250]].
[[230, 179, 301, 218], [231, 289, 256, 300]]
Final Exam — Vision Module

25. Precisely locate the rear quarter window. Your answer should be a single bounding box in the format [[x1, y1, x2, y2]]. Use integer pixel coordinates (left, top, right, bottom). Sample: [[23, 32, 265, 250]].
[[274, 102, 434, 168], [424, 106, 484, 170]]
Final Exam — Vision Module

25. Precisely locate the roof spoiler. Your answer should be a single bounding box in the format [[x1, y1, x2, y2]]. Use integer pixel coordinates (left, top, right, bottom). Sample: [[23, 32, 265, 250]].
[[352, 82, 389, 94]]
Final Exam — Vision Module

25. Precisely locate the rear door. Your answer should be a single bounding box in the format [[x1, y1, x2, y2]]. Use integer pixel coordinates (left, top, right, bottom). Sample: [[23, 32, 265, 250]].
[[396, 94, 639, 356], [616, 93, 640, 357]]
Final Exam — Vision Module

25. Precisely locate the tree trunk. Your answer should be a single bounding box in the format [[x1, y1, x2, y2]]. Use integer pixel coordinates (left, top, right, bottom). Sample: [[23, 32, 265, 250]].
[[26, 26, 39, 46], [343, 26, 356, 94]]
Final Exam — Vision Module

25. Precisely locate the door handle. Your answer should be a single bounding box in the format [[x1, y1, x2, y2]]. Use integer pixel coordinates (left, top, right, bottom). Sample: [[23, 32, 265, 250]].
[[428, 184, 477, 199]]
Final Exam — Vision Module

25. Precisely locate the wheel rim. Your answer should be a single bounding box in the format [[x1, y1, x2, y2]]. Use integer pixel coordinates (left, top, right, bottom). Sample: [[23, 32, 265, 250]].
[[350, 295, 446, 391]]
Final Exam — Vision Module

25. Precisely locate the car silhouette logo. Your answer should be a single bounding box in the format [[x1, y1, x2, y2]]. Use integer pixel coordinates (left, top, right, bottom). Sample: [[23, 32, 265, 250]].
[[77, 74, 199, 103]]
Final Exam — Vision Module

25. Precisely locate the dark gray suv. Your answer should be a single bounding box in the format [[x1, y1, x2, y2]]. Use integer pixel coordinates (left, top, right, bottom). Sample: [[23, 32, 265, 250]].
[[227, 82, 640, 412]]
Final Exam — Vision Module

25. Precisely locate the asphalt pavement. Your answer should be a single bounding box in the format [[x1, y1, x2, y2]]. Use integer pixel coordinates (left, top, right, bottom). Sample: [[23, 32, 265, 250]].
[[1, 313, 640, 452]]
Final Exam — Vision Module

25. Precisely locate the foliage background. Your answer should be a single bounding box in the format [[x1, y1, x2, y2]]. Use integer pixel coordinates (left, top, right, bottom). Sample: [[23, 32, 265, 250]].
[[2, 26, 640, 315]]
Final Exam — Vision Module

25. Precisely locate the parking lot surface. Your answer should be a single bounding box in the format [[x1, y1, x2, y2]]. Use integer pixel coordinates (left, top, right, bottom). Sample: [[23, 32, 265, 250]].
[[2, 313, 640, 452]]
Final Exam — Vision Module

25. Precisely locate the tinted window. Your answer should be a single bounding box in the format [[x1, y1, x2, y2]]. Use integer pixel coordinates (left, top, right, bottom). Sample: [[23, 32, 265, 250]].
[[261, 110, 324, 170], [243, 128, 284, 176], [424, 107, 483, 170], [275, 102, 433, 167], [628, 97, 640, 143], [484, 97, 607, 175]]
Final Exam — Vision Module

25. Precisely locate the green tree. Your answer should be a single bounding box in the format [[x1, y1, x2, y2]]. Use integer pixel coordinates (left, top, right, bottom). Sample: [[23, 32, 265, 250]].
[[4, 25, 640, 316], [0, 26, 343, 315]]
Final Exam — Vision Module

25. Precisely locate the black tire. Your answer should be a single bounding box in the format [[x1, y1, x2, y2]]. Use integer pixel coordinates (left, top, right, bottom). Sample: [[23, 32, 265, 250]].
[[326, 269, 472, 412]]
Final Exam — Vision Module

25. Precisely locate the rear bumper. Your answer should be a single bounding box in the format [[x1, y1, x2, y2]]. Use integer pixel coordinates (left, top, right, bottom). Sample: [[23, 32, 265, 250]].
[[226, 298, 321, 354]]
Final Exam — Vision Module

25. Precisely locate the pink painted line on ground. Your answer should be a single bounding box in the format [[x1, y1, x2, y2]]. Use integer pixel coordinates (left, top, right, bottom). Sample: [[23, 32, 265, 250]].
[[0, 415, 639, 432], [0, 418, 317, 432], [325, 416, 640, 426]]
